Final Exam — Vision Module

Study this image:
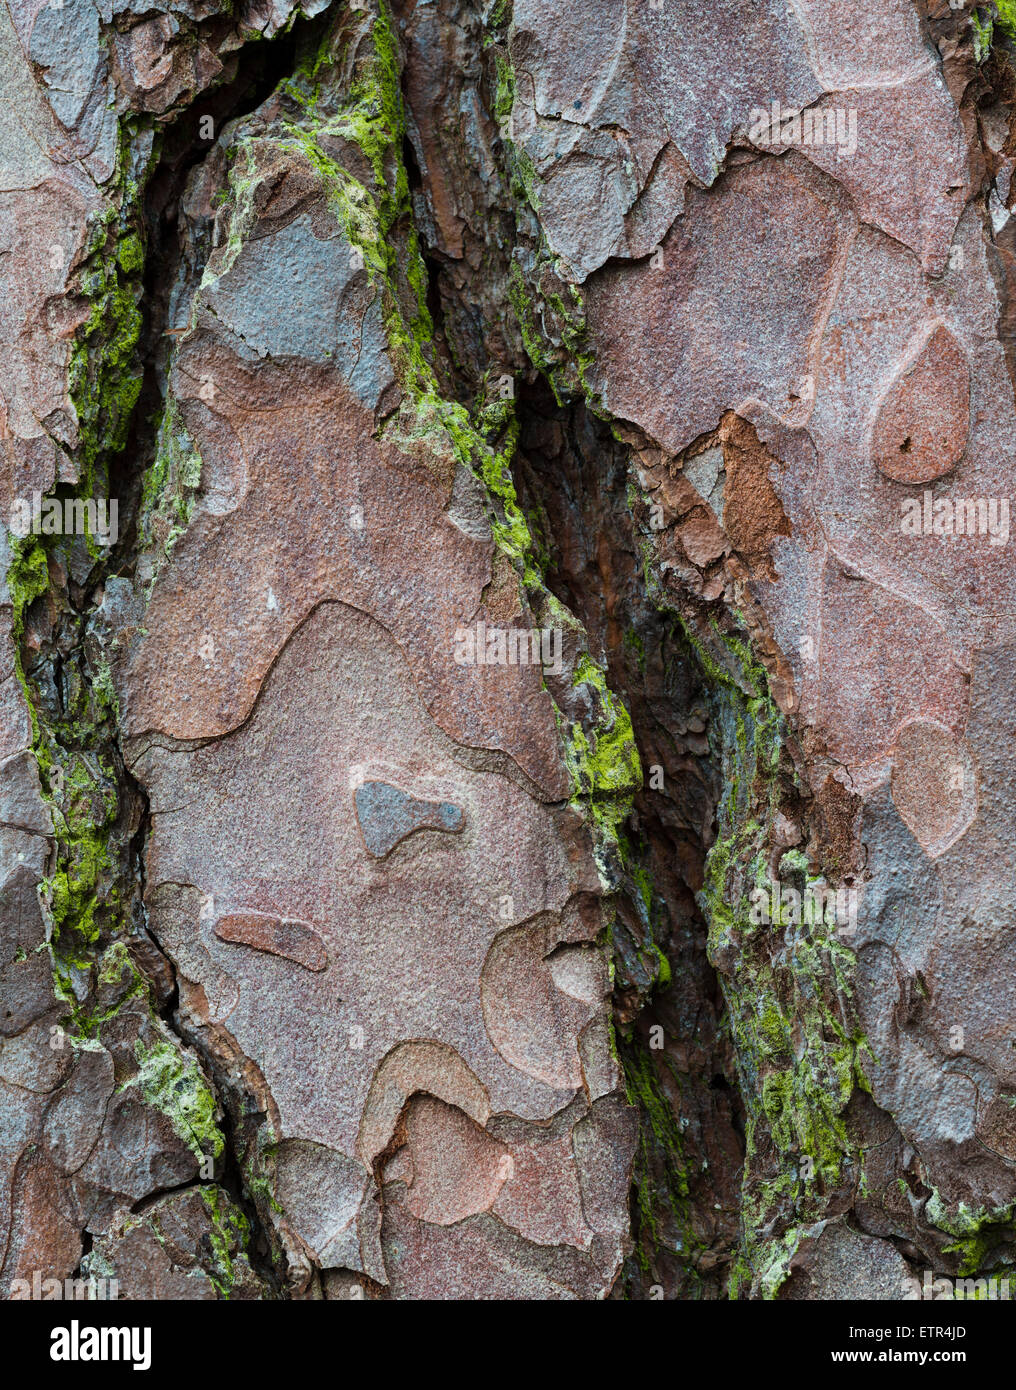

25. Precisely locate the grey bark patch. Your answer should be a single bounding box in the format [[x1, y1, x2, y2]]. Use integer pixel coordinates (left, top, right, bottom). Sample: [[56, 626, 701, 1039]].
[[201, 212, 394, 407], [28, 0, 104, 131], [353, 780, 465, 858]]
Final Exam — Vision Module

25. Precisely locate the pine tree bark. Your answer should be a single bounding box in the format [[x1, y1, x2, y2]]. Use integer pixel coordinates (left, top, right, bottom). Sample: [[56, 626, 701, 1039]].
[[1, 0, 1014, 1301]]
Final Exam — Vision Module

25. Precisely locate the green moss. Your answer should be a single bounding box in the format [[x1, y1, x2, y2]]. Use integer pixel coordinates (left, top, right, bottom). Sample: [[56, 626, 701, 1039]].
[[93, 657, 119, 722], [654, 943, 672, 987], [12, 598, 124, 951], [485, 0, 513, 43], [200, 1187, 254, 1298], [7, 535, 50, 632], [88, 1185, 257, 1298], [97, 939, 136, 988], [493, 48, 515, 122], [68, 122, 153, 490], [488, 43, 541, 213], [6, 534, 51, 741], [115, 231, 144, 275], [972, 3, 1016, 59], [610, 837, 673, 1001], [927, 1193, 1016, 1276], [558, 657, 642, 887], [34, 726, 119, 947], [973, 8, 994, 60], [57, 940, 148, 1039], [667, 614, 868, 1298], [15, 121, 153, 965], [565, 654, 642, 797]]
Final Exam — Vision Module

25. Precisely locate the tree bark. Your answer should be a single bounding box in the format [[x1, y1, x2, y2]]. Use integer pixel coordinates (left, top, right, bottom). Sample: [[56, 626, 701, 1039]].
[[1, 0, 1013, 1302]]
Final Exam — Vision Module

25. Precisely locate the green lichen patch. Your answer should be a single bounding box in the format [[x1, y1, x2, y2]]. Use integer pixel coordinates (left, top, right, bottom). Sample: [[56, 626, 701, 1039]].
[[487, 38, 540, 215], [125, 1037, 225, 1165], [6, 534, 50, 643], [53, 939, 148, 1040], [84, 1185, 262, 1299]]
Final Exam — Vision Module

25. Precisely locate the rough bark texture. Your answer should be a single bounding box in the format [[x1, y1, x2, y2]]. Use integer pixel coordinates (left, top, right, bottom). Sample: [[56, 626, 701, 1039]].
[[2, 0, 1016, 1301]]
